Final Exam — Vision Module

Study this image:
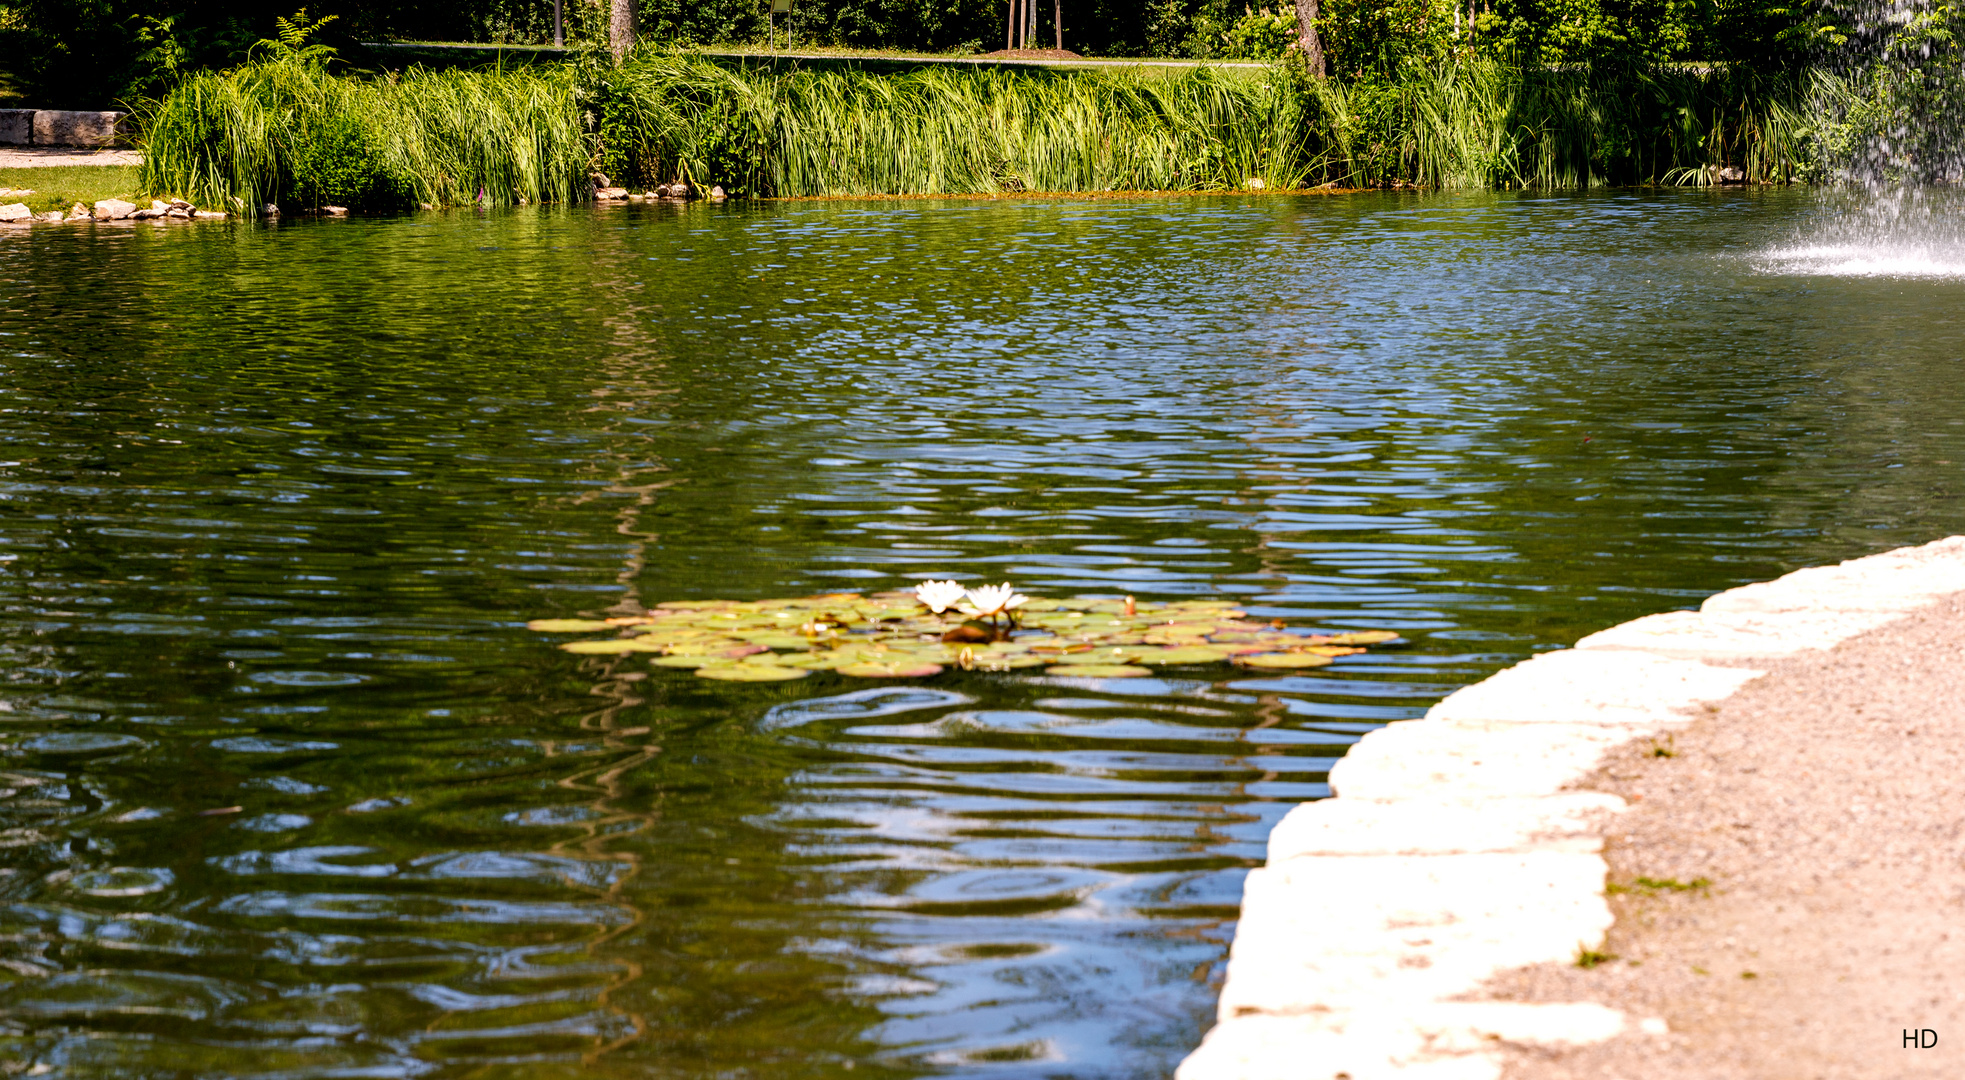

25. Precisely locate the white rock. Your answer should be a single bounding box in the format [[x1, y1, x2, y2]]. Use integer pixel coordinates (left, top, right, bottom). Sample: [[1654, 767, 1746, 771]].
[[193, 209, 227, 219], [1702, 536, 1965, 617], [1246, 176, 1267, 190], [1426, 648, 1759, 728], [0, 202, 29, 222], [1266, 792, 1624, 860], [1181, 996, 1629, 1079], [1327, 719, 1630, 800], [1217, 852, 1611, 1017], [1573, 607, 1867, 660], [93, 198, 137, 220], [1180, 1012, 1505, 1080]]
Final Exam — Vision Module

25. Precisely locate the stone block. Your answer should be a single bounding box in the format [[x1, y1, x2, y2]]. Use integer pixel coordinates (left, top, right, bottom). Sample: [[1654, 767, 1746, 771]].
[[32, 110, 126, 147], [1179, 999, 1631, 1079], [0, 203, 30, 222], [1426, 648, 1760, 728], [0, 110, 31, 146], [1572, 608, 1872, 660], [1178, 1013, 1504, 1080], [1327, 720, 1631, 800], [1217, 852, 1611, 1016], [93, 198, 136, 220], [1702, 536, 1965, 617], [1265, 792, 1624, 861]]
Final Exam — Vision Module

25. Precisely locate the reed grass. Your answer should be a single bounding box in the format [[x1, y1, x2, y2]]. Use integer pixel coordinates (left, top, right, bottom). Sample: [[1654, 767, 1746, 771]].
[[140, 59, 586, 212], [139, 52, 1816, 212], [596, 57, 1313, 195]]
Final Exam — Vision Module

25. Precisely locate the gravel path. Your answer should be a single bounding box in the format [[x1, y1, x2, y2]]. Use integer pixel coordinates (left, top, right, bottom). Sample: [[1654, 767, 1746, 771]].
[[1488, 593, 1965, 1079], [0, 148, 140, 168]]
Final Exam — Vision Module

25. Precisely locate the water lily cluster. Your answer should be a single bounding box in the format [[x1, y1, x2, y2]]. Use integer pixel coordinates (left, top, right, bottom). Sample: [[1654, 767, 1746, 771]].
[[530, 580, 1399, 684], [913, 580, 1028, 620]]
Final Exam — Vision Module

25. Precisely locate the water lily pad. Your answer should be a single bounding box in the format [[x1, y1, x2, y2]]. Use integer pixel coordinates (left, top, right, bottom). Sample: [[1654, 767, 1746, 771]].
[[975, 654, 1050, 670], [650, 654, 718, 668], [528, 619, 615, 632], [837, 661, 944, 679], [1048, 648, 1152, 665], [552, 589, 1393, 682], [1235, 652, 1335, 669], [1135, 645, 1230, 665], [1321, 630, 1402, 645], [773, 652, 848, 670], [562, 639, 663, 654], [697, 664, 810, 681], [1046, 664, 1151, 678], [664, 640, 757, 657], [738, 633, 819, 649]]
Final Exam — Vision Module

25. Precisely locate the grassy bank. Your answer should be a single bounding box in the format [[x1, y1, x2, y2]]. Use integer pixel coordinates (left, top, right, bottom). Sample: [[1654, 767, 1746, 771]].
[[138, 53, 1813, 213], [0, 166, 143, 213]]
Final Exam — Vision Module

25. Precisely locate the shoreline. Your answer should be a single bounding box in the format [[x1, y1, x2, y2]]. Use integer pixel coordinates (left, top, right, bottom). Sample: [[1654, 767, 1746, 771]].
[[1178, 536, 1965, 1080]]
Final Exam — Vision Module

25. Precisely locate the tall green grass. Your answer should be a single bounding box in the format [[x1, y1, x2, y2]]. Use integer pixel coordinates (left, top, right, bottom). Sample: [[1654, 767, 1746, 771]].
[[139, 53, 1816, 212], [140, 58, 587, 212], [595, 58, 1314, 195], [1307, 63, 1809, 189]]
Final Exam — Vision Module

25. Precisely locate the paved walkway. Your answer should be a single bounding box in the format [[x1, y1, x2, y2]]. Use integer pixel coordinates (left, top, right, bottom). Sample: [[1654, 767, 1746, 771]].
[[0, 148, 140, 168], [1491, 593, 1965, 1078]]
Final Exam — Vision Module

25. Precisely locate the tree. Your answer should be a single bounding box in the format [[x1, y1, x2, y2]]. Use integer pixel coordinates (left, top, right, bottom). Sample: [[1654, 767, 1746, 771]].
[[1294, 0, 1325, 74], [610, 0, 634, 59]]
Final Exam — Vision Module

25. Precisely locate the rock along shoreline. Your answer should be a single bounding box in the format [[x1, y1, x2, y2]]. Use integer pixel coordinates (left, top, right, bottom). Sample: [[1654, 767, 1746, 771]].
[[1177, 535, 1965, 1080]]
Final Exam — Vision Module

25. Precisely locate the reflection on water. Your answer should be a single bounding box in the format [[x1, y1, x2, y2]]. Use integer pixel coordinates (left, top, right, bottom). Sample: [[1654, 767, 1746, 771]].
[[1, 188, 1962, 1077]]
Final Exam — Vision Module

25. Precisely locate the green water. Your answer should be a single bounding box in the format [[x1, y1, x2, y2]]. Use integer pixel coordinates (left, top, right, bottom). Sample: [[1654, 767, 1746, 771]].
[[0, 190, 1960, 1078]]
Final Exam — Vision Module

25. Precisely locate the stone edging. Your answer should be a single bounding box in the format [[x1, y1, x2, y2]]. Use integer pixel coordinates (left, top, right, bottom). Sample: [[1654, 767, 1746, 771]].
[[0, 110, 130, 148], [1176, 535, 1965, 1080]]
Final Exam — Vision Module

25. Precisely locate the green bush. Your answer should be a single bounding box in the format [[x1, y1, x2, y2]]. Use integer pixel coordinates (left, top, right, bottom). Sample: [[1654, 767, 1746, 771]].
[[289, 110, 413, 210], [1222, 6, 1297, 59]]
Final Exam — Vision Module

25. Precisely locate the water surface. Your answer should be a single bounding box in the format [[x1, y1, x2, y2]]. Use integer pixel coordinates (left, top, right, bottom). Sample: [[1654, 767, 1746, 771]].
[[1, 189, 1961, 1077]]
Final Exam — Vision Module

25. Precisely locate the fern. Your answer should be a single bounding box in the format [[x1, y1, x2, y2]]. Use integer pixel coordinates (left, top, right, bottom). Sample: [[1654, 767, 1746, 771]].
[[257, 9, 340, 65]]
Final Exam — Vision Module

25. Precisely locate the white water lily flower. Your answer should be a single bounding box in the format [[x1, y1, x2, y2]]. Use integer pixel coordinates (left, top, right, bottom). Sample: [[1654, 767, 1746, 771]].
[[915, 579, 968, 614], [959, 583, 1029, 620]]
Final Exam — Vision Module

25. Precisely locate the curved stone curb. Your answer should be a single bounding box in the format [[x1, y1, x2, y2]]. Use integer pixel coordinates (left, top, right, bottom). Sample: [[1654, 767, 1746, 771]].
[[1177, 535, 1965, 1080]]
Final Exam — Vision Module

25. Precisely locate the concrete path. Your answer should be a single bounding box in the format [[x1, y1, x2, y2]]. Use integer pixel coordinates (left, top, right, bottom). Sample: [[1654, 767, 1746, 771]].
[[1177, 536, 1965, 1080], [0, 148, 140, 168], [1490, 594, 1965, 1078]]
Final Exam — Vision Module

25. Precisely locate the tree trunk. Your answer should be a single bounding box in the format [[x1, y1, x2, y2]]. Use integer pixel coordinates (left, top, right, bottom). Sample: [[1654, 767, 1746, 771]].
[[610, 0, 635, 62], [1294, 0, 1324, 76]]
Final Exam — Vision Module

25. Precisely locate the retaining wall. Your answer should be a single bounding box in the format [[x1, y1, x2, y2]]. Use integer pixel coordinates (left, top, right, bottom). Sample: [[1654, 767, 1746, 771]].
[[0, 110, 130, 148], [1178, 535, 1965, 1080]]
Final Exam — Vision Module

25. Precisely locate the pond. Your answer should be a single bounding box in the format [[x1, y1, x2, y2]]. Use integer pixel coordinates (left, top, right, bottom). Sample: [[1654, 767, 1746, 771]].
[[1, 189, 1961, 1078]]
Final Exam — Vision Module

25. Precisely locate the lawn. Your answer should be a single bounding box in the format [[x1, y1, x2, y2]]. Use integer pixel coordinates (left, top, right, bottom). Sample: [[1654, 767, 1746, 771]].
[[0, 165, 144, 214]]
